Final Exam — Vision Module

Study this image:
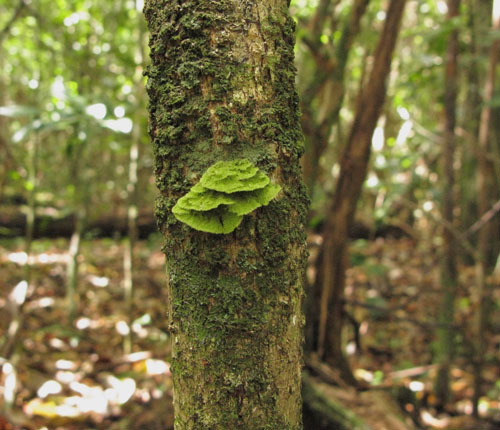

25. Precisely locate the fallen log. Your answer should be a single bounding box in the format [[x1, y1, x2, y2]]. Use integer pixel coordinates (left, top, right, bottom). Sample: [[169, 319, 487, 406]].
[[302, 369, 413, 430], [0, 207, 157, 239], [0, 205, 410, 240], [303, 372, 369, 430]]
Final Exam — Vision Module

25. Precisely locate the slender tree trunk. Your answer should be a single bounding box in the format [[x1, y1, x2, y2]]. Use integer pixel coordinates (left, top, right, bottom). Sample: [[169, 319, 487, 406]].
[[303, 0, 370, 355], [123, 6, 146, 354], [123, 142, 139, 352], [0, 2, 25, 201], [24, 135, 38, 288], [301, 0, 370, 195], [460, 0, 484, 234], [317, 0, 407, 384], [0, 133, 37, 360], [144, 1, 308, 428], [66, 207, 85, 323], [473, 0, 500, 416], [435, 0, 460, 409], [0, 57, 14, 203], [65, 129, 90, 324]]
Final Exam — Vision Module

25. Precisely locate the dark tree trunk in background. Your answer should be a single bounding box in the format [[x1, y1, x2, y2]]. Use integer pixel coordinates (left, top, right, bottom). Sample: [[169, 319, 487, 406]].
[[316, 0, 407, 384], [473, 0, 500, 417], [300, 0, 370, 196], [435, 0, 460, 409], [144, 1, 308, 428], [302, 0, 370, 356], [460, 0, 489, 232]]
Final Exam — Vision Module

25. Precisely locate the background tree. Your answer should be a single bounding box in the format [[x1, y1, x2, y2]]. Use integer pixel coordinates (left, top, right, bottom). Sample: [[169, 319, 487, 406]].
[[298, 0, 370, 197], [473, 0, 500, 416], [316, 0, 407, 383], [434, 0, 460, 409]]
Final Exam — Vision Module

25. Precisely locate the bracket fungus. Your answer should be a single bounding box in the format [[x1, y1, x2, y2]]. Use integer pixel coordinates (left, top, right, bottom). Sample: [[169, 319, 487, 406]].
[[172, 159, 281, 234]]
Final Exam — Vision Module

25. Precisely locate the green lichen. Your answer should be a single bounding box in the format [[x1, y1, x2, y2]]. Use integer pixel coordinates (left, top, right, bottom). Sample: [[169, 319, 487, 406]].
[[172, 159, 281, 234]]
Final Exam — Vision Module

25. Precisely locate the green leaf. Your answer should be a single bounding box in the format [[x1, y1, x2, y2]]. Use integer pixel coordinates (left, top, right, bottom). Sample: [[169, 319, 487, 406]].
[[0, 105, 39, 117]]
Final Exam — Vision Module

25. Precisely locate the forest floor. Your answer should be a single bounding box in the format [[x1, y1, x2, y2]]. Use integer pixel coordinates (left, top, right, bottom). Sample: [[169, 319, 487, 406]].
[[0, 234, 499, 430]]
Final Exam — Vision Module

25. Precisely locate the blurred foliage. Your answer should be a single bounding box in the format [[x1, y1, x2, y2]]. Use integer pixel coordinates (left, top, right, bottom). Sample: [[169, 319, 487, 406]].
[[1, 0, 151, 225], [0, 0, 495, 236]]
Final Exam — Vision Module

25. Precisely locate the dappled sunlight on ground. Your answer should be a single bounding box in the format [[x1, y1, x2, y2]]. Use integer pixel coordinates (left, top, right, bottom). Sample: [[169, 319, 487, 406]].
[[0, 237, 173, 430], [1, 236, 499, 429]]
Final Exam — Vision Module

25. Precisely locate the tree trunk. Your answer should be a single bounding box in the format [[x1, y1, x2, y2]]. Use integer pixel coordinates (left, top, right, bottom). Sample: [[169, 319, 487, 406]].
[[123, 7, 147, 354], [460, 0, 487, 233], [435, 0, 460, 409], [300, 0, 370, 196], [317, 0, 407, 383], [302, 0, 370, 355], [473, 0, 500, 416], [66, 208, 84, 323], [144, 1, 308, 429]]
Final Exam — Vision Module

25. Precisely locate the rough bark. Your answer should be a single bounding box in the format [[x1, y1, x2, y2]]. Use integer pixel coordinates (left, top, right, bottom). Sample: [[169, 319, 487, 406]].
[[144, 1, 308, 429], [435, 0, 460, 409], [317, 0, 407, 383]]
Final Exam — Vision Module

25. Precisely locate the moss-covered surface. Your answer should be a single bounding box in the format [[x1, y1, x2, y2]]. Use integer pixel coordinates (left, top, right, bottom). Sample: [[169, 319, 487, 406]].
[[144, 0, 308, 428], [302, 374, 369, 430]]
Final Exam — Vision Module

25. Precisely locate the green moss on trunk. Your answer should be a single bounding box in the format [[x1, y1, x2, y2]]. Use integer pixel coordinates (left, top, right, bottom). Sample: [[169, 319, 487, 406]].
[[144, 0, 308, 428]]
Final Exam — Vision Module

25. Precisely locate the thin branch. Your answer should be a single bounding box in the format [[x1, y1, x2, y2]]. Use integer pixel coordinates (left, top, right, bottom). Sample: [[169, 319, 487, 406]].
[[398, 197, 478, 260], [465, 198, 500, 238], [344, 299, 460, 330], [0, 0, 26, 43]]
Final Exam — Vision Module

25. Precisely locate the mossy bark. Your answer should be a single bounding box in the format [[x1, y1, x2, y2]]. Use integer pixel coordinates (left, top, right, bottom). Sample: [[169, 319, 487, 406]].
[[144, 1, 308, 429]]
